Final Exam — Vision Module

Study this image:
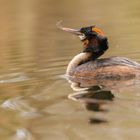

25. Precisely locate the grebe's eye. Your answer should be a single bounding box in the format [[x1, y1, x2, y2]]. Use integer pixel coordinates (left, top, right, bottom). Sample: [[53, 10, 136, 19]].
[[83, 40, 89, 46], [78, 34, 86, 41]]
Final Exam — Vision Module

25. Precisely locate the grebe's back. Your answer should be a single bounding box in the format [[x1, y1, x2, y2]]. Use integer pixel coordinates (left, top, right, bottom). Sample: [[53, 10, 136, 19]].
[[68, 56, 140, 80]]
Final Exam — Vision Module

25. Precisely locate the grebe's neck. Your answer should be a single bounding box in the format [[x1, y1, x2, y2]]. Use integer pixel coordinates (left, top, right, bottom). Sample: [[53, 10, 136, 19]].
[[66, 52, 92, 75]]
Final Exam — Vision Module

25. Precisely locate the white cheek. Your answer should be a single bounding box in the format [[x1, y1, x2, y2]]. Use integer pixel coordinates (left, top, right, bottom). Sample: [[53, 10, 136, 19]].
[[79, 34, 86, 40]]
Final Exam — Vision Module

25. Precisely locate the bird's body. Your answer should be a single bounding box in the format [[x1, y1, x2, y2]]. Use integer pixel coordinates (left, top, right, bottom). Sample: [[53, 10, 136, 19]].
[[67, 54, 140, 80]]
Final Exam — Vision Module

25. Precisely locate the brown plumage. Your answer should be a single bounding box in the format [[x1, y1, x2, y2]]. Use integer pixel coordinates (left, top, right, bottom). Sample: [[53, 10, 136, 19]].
[[67, 55, 140, 80]]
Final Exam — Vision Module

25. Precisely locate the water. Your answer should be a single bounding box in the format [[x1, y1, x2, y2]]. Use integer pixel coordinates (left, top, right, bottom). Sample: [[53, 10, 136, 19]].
[[0, 0, 140, 139]]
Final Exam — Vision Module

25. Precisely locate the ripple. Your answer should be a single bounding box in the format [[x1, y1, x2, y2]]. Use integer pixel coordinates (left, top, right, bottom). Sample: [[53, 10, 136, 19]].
[[14, 128, 33, 140], [36, 56, 69, 80], [1, 96, 41, 118], [0, 72, 29, 84]]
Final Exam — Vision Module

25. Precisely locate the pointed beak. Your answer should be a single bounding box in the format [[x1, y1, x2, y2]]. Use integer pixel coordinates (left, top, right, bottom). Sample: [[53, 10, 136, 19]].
[[56, 20, 83, 36]]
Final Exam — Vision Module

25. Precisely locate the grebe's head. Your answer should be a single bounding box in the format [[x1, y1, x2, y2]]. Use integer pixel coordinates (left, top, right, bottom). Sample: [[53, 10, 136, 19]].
[[79, 26, 108, 53], [57, 21, 109, 54]]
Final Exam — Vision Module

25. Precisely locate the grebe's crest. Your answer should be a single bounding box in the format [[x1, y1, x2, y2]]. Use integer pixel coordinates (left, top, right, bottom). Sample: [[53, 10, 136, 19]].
[[92, 27, 105, 36]]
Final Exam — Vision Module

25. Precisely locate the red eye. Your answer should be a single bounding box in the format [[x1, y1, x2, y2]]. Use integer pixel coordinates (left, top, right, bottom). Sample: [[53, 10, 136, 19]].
[[83, 40, 89, 47], [84, 42, 87, 45]]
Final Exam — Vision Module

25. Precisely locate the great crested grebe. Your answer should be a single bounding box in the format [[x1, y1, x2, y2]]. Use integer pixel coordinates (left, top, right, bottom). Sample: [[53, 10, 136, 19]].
[[57, 22, 140, 81]]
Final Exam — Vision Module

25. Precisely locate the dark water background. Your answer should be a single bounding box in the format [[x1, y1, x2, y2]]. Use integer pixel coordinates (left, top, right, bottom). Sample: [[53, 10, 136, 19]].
[[0, 0, 140, 139]]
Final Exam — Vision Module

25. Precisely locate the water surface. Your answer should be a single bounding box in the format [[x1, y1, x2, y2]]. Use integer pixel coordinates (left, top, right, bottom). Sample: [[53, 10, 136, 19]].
[[0, 0, 140, 139]]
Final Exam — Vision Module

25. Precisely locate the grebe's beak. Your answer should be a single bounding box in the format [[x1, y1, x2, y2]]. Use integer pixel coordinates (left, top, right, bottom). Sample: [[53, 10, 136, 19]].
[[56, 21, 86, 40]]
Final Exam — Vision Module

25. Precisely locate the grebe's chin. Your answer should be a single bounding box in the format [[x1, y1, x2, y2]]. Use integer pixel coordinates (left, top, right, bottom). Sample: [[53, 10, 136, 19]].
[[57, 22, 140, 81]]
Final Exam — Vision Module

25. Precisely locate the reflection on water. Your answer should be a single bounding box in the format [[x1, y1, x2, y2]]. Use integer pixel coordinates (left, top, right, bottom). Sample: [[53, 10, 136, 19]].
[[69, 88, 114, 124], [0, 0, 140, 140], [67, 77, 140, 126]]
